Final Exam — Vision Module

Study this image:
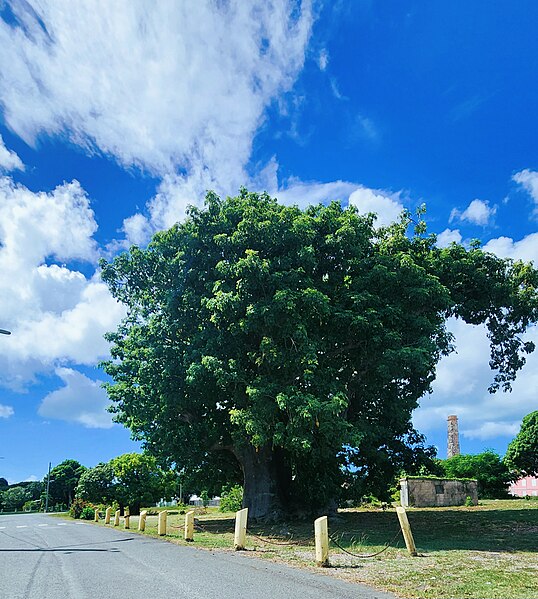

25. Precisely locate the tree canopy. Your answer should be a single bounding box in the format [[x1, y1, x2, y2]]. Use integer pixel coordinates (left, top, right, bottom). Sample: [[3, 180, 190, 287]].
[[45, 459, 86, 507], [439, 451, 512, 498], [101, 190, 538, 518], [504, 411, 538, 476], [75, 453, 170, 514]]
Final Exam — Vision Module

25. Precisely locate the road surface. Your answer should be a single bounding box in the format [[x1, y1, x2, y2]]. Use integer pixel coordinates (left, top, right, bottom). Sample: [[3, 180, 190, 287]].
[[0, 512, 395, 599]]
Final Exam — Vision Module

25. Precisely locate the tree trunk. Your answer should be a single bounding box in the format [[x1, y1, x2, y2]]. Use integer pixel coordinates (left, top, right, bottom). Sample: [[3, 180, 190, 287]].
[[235, 444, 284, 521]]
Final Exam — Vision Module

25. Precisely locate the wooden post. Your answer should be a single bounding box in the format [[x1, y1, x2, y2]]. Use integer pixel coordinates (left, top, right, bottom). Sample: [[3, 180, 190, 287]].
[[124, 515, 130, 529], [234, 508, 248, 550], [105, 507, 112, 525], [314, 516, 329, 567], [114, 510, 120, 527], [396, 506, 418, 556], [94, 509, 99, 522], [185, 510, 195, 542], [158, 510, 168, 536], [138, 510, 147, 532]]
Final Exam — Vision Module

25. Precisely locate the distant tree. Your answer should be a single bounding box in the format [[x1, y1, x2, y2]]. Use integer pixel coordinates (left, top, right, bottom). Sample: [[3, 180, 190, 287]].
[[76, 463, 115, 504], [45, 460, 87, 507], [504, 411, 538, 476], [2, 486, 30, 511], [439, 451, 512, 498], [110, 453, 168, 515], [0, 477, 8, 490]]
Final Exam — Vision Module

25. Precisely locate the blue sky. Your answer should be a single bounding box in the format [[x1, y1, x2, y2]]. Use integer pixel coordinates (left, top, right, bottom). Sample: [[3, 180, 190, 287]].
[[1, 1, 538, 483]]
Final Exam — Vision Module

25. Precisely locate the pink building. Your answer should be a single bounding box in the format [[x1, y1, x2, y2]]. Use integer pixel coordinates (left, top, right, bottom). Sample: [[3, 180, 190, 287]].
[[509, 475, 538, 497]]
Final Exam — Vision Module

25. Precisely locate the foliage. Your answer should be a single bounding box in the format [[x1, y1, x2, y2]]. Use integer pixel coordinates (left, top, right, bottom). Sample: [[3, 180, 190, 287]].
[[504, 411, 538, 476], [200, 489, 210, 508], [110, 453, 168, 514], [69, 497, 91, 519], [2, 486, 30, 511], [80, 505, 96, 520], [0, 477, 8, 490], [23, 499, 41, 511], [76, 463, 115, 504], [45, 460, 86, 507], [101, 190, 538, 518], [439, 451, 512, 498], [219, 485, 243, 512]]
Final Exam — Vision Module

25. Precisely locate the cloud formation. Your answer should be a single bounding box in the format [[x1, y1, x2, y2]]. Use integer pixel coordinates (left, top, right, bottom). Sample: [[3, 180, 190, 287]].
[[0, 1, 312, 209], [436, 228, 462, 248], [413, 318, 538, 449], [450, 198, 496, 226], [0, 404, 14, 418], [38, 368, 114, 428], [0, 175, 125, 388], [0, 135, 23, 172], [513, 169, 538, 209]]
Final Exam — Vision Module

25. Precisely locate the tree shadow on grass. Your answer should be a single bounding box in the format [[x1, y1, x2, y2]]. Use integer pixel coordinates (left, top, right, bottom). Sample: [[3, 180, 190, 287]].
[[194, 506, 538, 554]]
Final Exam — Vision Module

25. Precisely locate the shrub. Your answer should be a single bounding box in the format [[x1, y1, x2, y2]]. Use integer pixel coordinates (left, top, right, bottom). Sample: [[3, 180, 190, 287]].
[[200, 490, 210, 508], [219, 485, 243, 512], [69, 497, 90, 519], [80, 506, 96, 520]]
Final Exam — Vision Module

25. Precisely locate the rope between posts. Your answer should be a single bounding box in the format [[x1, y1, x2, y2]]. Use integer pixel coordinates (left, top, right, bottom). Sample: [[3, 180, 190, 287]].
[[329, 528, 402, 558], [246, 528, 309, 547]]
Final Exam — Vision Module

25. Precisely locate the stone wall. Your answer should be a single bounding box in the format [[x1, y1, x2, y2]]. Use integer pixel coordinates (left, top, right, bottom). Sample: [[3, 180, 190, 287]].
[[400, 477, 478, 507]]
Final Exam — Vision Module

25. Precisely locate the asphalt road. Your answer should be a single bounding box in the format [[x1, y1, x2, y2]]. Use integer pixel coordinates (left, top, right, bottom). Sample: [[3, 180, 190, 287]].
[[0, 512, 395, 599]]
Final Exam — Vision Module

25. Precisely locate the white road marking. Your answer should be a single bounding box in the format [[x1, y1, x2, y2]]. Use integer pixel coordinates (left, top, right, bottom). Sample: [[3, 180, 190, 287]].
[[38, 524, 48, 527], [0, 526, 5, 529], [57, 523, 67, 526], [16, 525, 28, 528]]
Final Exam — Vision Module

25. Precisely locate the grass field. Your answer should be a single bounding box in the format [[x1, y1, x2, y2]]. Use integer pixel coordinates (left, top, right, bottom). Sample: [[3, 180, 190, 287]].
[[73, 499, 538, 599]]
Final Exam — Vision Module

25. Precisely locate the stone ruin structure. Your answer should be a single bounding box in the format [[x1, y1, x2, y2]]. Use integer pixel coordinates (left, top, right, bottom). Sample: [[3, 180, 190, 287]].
[[400, 476, 478, 507]]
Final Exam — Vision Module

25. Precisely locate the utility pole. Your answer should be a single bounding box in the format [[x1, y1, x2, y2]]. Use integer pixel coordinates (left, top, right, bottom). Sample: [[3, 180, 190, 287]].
[[45, 462, 51, 513]]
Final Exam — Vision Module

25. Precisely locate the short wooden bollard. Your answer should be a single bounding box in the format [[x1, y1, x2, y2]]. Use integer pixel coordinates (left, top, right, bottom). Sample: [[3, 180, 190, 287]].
[[314, 515, 329, 567], [158, 510, 168, 536], [396, 506, 417, 556], [124, 515, 130, 529], [94, 509, 99, 522], [138, 510, 147, 531], [114, 510, 120, 527], [185, 510, 195, 542], [234, 508, 248, 550], [105, 507, 112, 525]]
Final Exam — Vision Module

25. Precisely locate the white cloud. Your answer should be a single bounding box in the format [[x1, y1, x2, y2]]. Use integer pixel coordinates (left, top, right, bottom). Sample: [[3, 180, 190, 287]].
[[348, 186, 405, 226], [483, 232, 538, 264], [0, 135, 23, 172], [437, 228, 462, 248], [273, 179, 405, 227], [0, 175, 125, 389], [38, 367, 114, 429], [413, 318, 538, 451], [0, 404, 14, 418], [450, 199, 496, 226], [0, 1, 312, 185], [318, 48, 329, 71], [121, 213, 153, 248], [275, 179, 357, 208], [513, 169, 538, 207], [461, 421, 520, 441]]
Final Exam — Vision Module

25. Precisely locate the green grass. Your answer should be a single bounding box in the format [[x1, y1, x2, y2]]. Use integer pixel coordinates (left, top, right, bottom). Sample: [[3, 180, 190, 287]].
[[62, 500, 538, 599]]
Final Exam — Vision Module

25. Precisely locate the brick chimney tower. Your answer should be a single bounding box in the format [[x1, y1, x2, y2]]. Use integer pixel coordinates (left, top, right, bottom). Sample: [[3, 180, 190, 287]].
[[447, 415, 460, 458]]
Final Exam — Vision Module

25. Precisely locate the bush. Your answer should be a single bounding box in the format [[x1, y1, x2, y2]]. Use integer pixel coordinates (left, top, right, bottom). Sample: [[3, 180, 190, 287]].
[[438, 451, 512, 499], [69, 497, 90, 519], [80, 506, 96, 520], [219, 485, 243, 512]]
